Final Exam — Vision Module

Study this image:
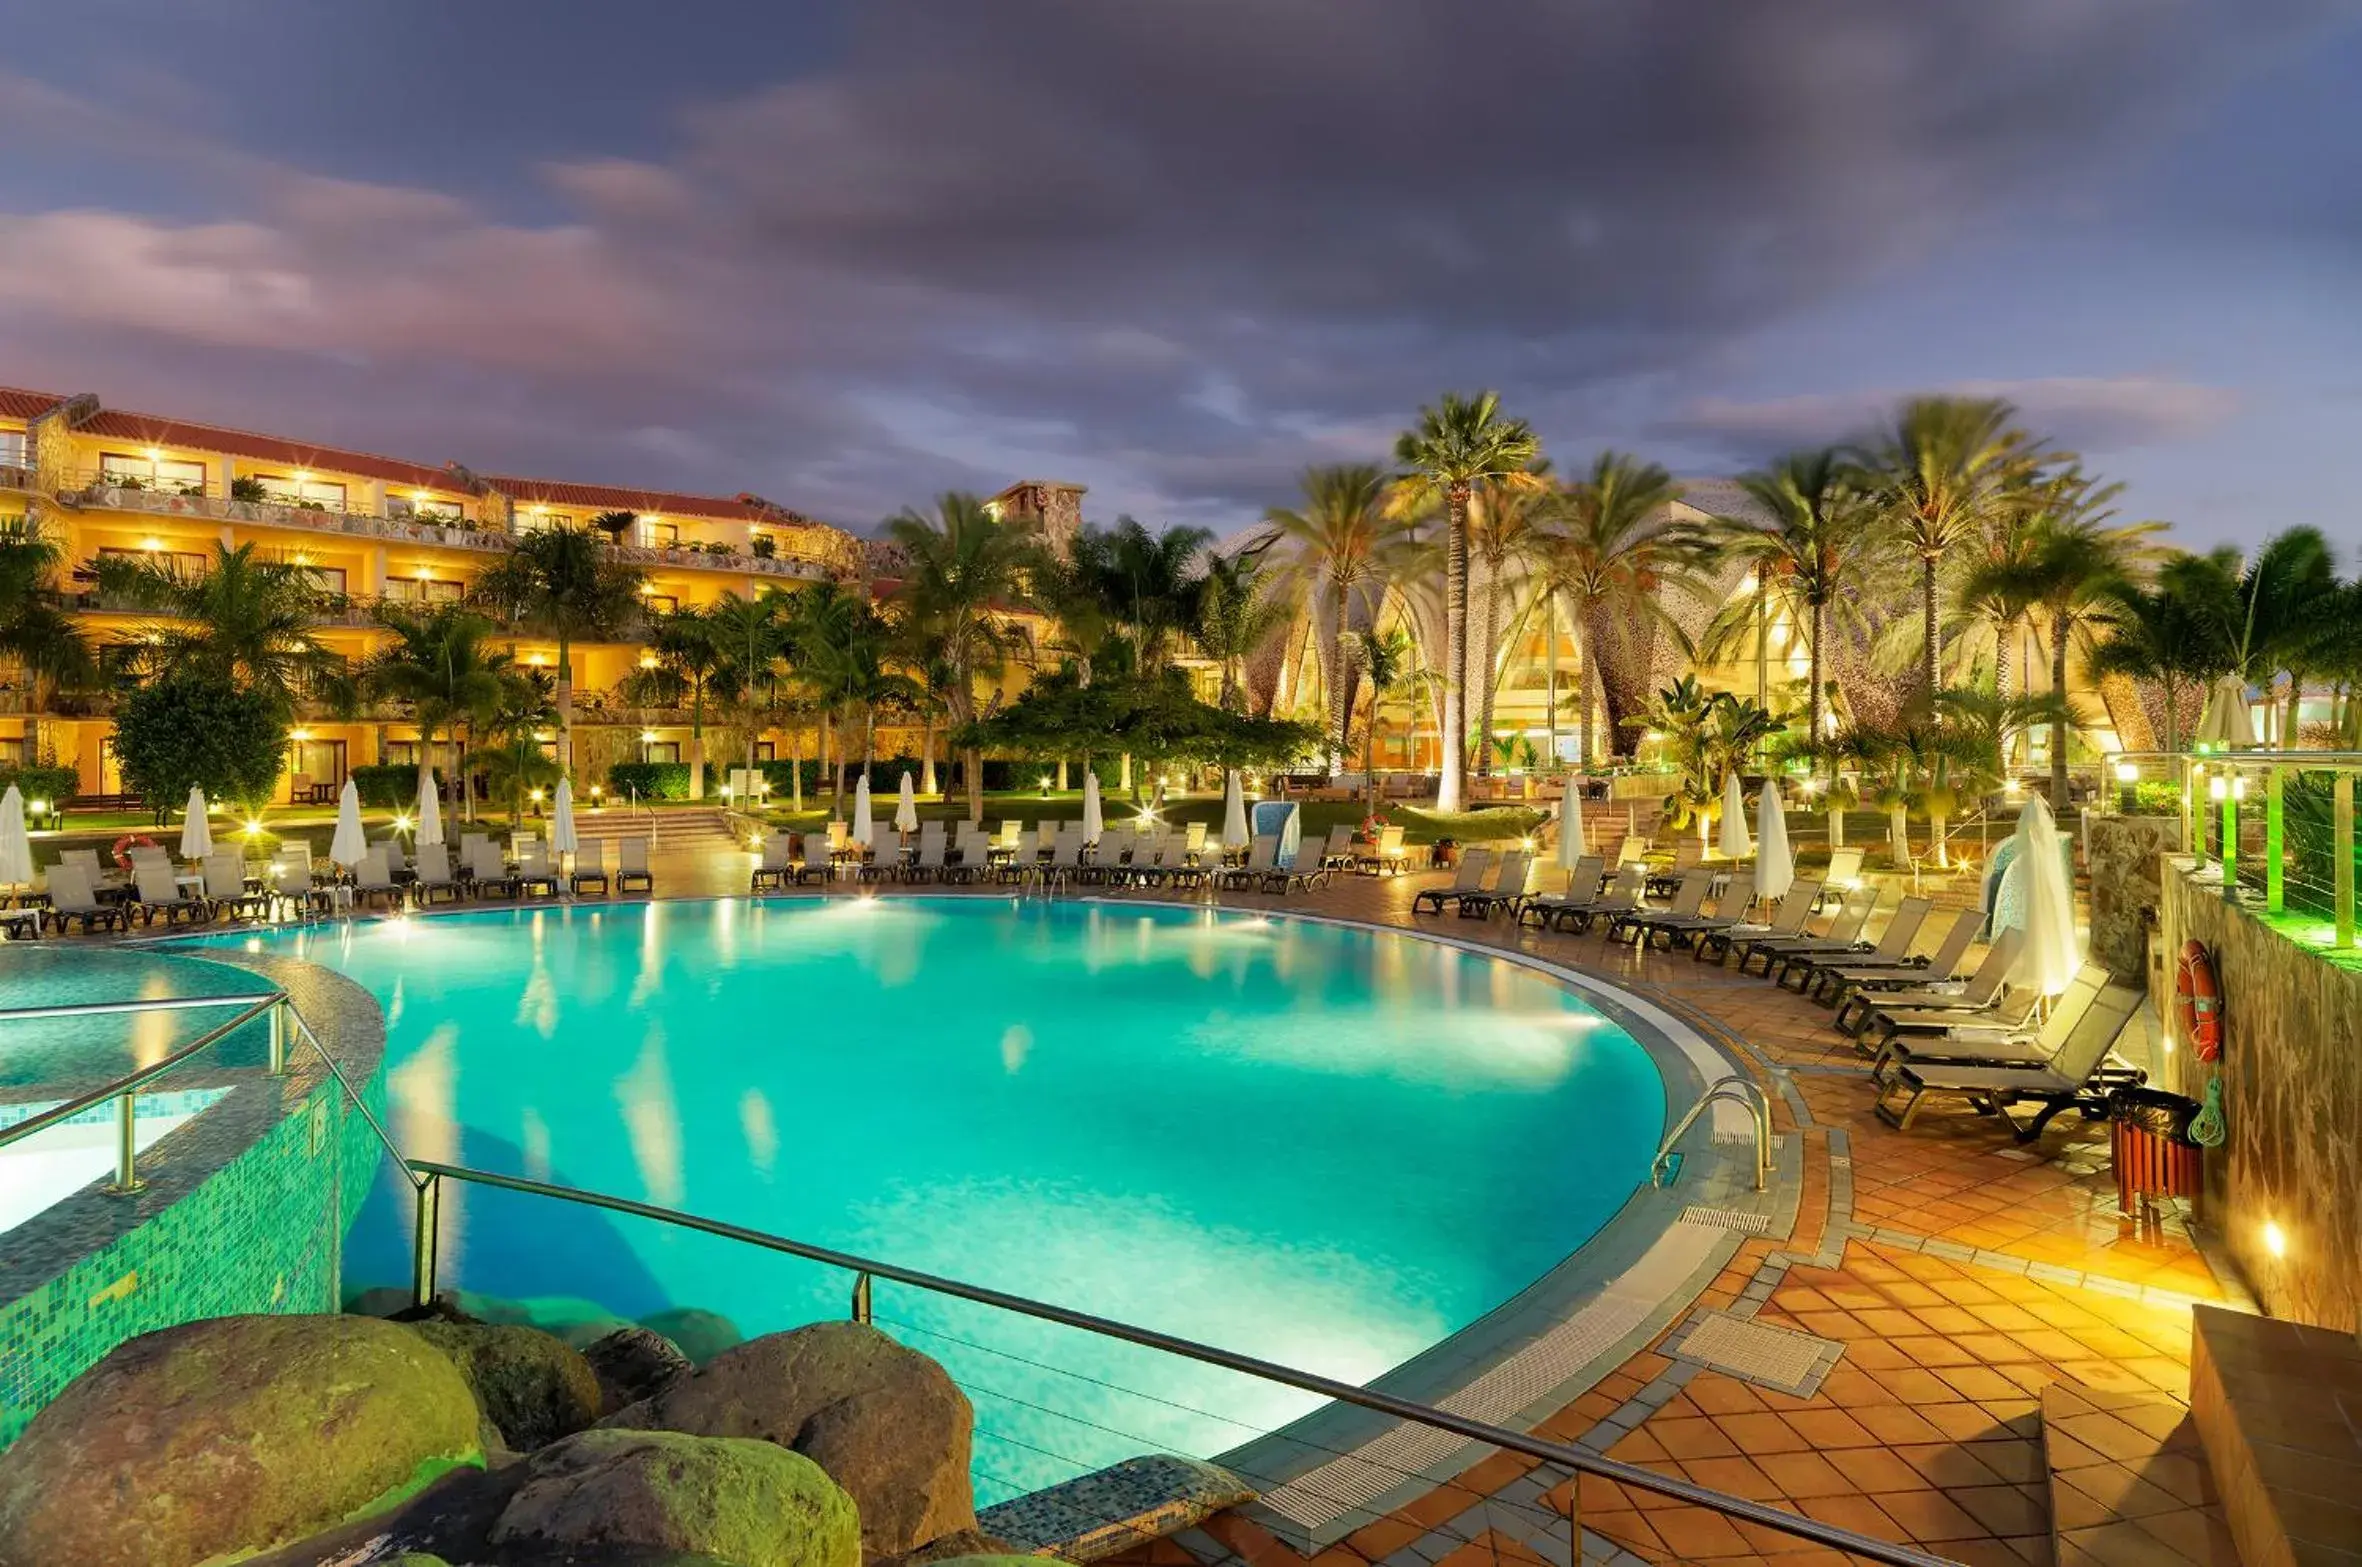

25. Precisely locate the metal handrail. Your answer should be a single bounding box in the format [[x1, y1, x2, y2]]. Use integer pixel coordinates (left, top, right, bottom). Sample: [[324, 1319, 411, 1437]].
[[1651, 1074, 1772, 1192], [0, 992, 282, 1024], [0, 994, 280, 1156], [404, 1160, 1950, 1566]]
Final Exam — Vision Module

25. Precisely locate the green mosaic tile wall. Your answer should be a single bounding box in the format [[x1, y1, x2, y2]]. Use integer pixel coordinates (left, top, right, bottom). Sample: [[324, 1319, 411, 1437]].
[[0, 1067, 388, 1445]]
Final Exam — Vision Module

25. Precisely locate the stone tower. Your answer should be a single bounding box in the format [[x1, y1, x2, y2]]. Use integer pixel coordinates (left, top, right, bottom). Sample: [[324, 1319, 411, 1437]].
[[987, 479, 1087, 556]]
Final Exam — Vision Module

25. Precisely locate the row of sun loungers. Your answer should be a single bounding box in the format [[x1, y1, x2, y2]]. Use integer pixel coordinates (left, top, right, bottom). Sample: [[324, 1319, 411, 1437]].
[[749, 821, 1330, 896]]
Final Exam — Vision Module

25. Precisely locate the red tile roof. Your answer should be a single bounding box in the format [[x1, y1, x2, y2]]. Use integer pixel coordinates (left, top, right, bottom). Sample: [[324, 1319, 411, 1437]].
[[75, 407, 465, 492], [0, 387, 64, 421], [482, 475, 811, 525]]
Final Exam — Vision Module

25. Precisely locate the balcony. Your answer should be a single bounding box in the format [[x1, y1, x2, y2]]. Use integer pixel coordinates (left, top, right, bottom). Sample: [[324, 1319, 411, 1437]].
[[599, 538, 832, 583], [61, 469, 514, 554]]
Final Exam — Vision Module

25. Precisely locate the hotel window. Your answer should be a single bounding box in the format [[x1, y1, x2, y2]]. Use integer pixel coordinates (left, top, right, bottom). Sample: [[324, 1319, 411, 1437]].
[[637, 518, 679, 548], [386, 576, 465, 604], [303, 565, 350, 596], [515, 509, 572, 534], [0, 431, 24, 469], [96, 544, 209, 577], [642, 593, 679, 614], [99, 452, 207, 493], [253, 473, 348, 511], [388, 495, 466, 524]]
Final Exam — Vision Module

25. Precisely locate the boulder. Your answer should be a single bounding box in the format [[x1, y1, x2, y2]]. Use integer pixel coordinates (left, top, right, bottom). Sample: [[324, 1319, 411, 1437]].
[[343, 1284, 415, 1318], [608, 1321, 976, 1560], [491, 1428, 859, 1567], [553, 1314, 640, 1351], [0, 1314, 481, 1567], [584, 1326, 696, 1416], [641, 1306, 746, 1365], [408, 1322, 602, 1451]]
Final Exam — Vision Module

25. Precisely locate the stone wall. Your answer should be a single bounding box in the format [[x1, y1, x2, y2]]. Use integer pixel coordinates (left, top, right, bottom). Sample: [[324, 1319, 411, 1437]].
[[2086, 815, 2183, 979], [2158, 858, 2362, 1331]]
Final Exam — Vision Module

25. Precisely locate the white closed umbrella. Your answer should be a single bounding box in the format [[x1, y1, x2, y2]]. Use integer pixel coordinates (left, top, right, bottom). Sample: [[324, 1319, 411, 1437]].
[[1755, 777, 1793, 900], [1556, 782, 1587, 870], [1718, 771, 1752, 859], [0, 786, 32, 889], [2195, 675, 2256, 749], [550, 776, 580, 854], [2008, 794, 2080, 996], [1082, 770, 1105, 842], [895, 771, 919, 835], [1221, 770, 1250, 851], [415, 772, 444, 849], [330, 778, 367, 868], [179, 786, 213, 860], [851, 773, 874, 849]]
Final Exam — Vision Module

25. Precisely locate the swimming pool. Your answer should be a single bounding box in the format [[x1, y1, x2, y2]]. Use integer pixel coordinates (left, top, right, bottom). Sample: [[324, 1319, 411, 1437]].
[[184, 898, 1670, 1500]]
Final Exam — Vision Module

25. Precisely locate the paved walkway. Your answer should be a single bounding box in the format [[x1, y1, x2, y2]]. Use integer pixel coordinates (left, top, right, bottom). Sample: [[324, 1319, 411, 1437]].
[[622, 856, 2213, 1567]]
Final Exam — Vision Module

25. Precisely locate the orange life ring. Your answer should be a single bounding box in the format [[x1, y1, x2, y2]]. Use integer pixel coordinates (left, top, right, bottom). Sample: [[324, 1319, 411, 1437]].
[[110, 833, 159, 872], [2175, 940, 2222, 1063]]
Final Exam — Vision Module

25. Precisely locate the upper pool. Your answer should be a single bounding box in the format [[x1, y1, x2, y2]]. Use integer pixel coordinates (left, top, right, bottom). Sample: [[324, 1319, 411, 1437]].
[[182, 898, 1667, 1498]]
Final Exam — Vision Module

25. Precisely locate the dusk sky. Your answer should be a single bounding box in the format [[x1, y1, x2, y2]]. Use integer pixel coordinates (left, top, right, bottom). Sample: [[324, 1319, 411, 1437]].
[[1, 1, 2356, 547]]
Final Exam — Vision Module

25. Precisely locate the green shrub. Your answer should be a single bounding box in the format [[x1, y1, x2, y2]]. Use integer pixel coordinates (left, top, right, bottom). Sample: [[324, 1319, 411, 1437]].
[[349, 763, 436, 808], [605, 761, 691, 800], [0, 763, 79, 808], [2130, 779, 2184, 814], [112, 671, 288, 817]]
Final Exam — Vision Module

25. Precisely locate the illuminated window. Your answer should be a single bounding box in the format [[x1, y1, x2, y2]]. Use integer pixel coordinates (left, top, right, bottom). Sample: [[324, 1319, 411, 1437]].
[[99, 451, 207, 493], [252, 473, 348, 511], [642, 593, 679, 614], [388, 495, 465, 524], [385, 577, 464, 604], [96, 543, 208, 576], [638, 518, 679, 548], [514, 509, 573, 534], [0, 431, 24, 469]]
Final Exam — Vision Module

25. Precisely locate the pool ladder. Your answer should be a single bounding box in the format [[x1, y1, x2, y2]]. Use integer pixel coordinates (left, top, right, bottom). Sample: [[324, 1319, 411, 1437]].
[[1651, 1075, 1773, 1192]]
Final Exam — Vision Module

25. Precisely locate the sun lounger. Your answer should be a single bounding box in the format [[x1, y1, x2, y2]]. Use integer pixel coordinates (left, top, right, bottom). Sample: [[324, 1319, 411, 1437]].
[[1456, 850, 1531, 917], [1837, 928, 2022, 1038], [42, 863, 127, 933], [791, 834, 833, 886], [567, 839, 608, 897], [902, 825, 949, 883], [1356, 824, 1408, 875], [202, 852, 272, 921], [1317, 825, 1357, 870], [752, 836, 797, 891], [1733, 886, 1877, 977], [1868, 963, 2107, 1081], [1694, 879, 1821, 963], [995, 830, 1040, 885], [1775, 896, 1932, 991], [1630, 872, 1756, 951], [352, 847, 405, 910], [1215, 834, 1279, 891], [1644, 839, 1705, 898], [616, 836, 653, 893], [1815, 847, 1866, 911], [1874, 976, 2147, 1140], [1608, 868, 1712, 945], [1515, 857, 1608, 928], [1808, 908, 1977, 1004], [515, 839, 561, 898], [1412, 849, 1494, 914], [1041, 830, 1086, 884], [1551, 865, 1646, 934], [466, 839, 518, 899]]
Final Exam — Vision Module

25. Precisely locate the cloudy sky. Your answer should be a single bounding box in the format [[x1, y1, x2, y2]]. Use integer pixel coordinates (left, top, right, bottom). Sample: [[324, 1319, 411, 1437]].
[[1, 1, 2355, 546]]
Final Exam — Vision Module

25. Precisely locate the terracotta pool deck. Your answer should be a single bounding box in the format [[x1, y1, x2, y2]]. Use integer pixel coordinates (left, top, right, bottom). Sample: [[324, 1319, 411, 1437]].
[[1047, 867, 2237, 1567]]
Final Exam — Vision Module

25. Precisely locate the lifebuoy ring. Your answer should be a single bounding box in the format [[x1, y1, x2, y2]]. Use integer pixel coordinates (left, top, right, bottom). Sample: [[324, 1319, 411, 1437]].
[[2175, 939, 2223, 1063], [110, 833, 159, 872]]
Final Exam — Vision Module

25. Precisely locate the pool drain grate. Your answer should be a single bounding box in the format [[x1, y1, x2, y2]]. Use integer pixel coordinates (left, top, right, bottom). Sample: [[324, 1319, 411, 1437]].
[[1678, 1206, 1770, 1234], [1665, 1310, 1844, 1397]]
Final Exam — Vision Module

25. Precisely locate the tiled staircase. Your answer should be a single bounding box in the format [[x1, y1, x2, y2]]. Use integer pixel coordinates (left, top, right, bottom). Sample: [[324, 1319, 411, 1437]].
[[568, 807, 743, 853]]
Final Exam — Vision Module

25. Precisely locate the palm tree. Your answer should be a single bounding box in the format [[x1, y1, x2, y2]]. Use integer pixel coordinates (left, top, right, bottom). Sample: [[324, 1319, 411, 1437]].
[[1467, 468, 1553, 777], [1260, 464, 1406, 768], [707, 590, 792, 786], [1193, 552, 1290, 713], [1091, 516, 1214, 675], [90, 540, 337, 703], [365, 606, 512, 819], [472, 523, 643, 771], [646, 606, 727, 799], [1530, 452, 1706, 768], [1344, 626, 1434, 811], [1392, 392, 1542, 812], [1863, 396, 2035, 701], [1705, 449, 1877, 767], [473, 669, 560, 828], [0, 518, 92, 758], [885, 493, 1033, 819], [2229, 528, 2341, 746], [2088, 576, 2230, 754]]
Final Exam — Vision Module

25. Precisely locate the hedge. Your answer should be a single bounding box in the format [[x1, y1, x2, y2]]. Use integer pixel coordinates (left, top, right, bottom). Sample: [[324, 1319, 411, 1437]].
[[606, 754, 1119, 803], [348, 763, 441, 808], [0, 763, 79, 807]]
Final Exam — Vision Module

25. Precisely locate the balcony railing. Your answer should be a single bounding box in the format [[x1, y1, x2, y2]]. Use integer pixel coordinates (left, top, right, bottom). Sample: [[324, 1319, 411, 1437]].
[[63, 469, 845, 581]]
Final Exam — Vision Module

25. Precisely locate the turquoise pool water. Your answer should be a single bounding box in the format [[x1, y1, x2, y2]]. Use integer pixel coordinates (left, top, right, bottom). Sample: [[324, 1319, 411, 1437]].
[[184, 898, 1664, 1498]]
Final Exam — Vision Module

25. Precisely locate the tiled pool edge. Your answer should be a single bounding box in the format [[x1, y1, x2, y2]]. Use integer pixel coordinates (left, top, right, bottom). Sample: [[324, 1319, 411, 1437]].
[[0, 951, 386, 1445]]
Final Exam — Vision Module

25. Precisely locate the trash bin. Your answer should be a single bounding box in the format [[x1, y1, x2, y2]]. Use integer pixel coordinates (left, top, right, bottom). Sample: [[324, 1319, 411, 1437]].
[[2108, 1086, 2203, 1215]]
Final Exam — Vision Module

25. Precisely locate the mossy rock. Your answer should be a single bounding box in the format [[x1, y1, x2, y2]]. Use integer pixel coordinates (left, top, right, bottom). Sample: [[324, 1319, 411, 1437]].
[[584, 1326, 695, 1416], [640, 1307, 745, 1365], [607, 1321, 975, 1560], [408, 1321, 603, 1450], [491, 1427, 859, 1567], [0, 1314, 482, 1567]]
